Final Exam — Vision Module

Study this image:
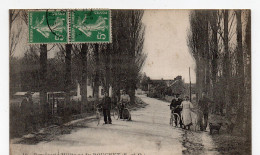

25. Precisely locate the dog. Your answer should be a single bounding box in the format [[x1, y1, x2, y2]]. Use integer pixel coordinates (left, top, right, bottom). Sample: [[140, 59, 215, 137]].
[[209, 123, 222, 134]]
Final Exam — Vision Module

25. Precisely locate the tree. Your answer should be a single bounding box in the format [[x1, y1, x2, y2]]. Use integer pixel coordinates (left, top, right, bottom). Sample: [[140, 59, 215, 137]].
[[244, 10, 251, 142], [9, 10, 22, 58], [93, 44, 100, 105], [99, 44, 112, 94], [109, 10, 146, 103], [209, 10, 219, 111], [65, 44, 72, 105], [139, 73, 151, 91], [14, 10, 48, 112], [187, 9, 251, 137], [39, 44, 48, 122], [235, 10, 245, 130], [122, 10, 146, 104], [222, 10, 232, 118], [80, 44, 88, 108], [187, 10, 209, 100]]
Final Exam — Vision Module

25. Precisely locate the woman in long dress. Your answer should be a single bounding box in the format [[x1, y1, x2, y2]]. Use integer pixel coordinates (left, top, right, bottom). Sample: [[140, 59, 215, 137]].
[[180, 96, 194, 130]]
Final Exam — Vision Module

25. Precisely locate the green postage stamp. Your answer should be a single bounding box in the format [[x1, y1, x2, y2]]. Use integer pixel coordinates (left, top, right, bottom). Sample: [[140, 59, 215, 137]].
[[28, 10, 68, 43], [28, 9, 111, 44], [70, 10, 111, 43]]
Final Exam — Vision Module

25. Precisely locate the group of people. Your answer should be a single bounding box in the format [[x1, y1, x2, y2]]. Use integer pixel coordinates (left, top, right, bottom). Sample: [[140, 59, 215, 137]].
[[170, 92, 211, 131], [20, 90, 129, 128], [100, 90, 130, 124], [21, 90, 210, 130]]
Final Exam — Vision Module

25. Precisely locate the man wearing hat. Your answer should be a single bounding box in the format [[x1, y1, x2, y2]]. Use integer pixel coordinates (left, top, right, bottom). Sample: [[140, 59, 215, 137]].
[[170, 94, 183, 127], [102, 91, 112, 124]]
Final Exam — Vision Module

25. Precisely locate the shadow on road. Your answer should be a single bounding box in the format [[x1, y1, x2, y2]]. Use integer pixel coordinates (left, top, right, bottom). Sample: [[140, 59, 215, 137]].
[[14, 118, 94, 145]]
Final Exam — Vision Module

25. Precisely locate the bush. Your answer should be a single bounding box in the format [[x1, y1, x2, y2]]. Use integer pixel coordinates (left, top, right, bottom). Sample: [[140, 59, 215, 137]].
[[10, 99, 97, 138]]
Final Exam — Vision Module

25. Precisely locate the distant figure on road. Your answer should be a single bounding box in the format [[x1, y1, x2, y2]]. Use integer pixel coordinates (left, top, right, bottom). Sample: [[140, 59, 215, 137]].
[[119, 90, 130, 119], [180, 96, 194, 130], [170, 94, 183, 127], [102, 92, 112, 124], [198, 92, 211, 131]]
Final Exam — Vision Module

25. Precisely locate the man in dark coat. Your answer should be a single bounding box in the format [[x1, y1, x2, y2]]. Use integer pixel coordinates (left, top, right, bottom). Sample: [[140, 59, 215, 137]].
[[102, 92, 112, 124], [198, 92, 211, 131], [170, 94, 183, 127], [21, 92, 33, 132]]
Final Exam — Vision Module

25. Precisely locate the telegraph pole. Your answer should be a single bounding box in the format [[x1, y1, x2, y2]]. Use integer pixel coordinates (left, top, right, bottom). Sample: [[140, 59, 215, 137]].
[[189, 67, 191, 102]]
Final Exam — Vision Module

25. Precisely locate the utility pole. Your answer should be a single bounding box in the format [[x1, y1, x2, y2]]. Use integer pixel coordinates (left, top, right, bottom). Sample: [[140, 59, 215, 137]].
[[189, 67, 191, 102]]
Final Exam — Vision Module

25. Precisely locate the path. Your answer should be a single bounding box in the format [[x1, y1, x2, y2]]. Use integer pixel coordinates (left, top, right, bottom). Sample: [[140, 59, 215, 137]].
[[11, 95, 219, 155]]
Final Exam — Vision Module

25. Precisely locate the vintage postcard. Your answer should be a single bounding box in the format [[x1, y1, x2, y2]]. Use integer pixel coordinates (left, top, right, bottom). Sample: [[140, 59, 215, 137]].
[[9, 9, 251, 155]]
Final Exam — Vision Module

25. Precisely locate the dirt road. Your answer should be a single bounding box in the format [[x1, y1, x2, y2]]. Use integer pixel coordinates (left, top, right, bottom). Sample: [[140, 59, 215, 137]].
[[11, 95, 219, 155]]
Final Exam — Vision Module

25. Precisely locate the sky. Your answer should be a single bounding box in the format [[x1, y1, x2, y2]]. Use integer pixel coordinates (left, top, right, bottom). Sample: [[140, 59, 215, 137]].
[[142, 10, 196, 83], [12, 10, 196, 83]]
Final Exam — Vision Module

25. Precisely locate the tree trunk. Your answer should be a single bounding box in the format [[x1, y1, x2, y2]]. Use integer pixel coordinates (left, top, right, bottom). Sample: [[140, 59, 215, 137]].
[[63, 44, 72, 121], [40, 44, 48, 123], [94, 44, 100, 105], [235, 10, 245, 131], [80, 44, 88, 112], [129, 84, 136, 104], [195, 58, 200, 102], [65, 44, 72, 105], [245, 11, 251, 142], [223, 10, 231, 118], [104, 44, 111, 94], [204, 13, 210, 97], [200, 58, 205, 100], [196, 57, 203, 101], [211, 10, 219, 113]]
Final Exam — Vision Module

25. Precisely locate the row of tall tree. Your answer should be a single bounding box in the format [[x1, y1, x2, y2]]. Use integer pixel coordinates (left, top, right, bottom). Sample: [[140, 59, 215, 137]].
[[187, 10, 251, 139], [10, 10, 146, 108]]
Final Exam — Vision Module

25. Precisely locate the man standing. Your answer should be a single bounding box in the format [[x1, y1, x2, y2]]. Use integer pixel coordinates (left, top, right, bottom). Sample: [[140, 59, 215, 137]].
[[198, 92, 211, 131], [21, 92, 33, 132], [170, 94, 183, 127], [102, 92, 112, 124]]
